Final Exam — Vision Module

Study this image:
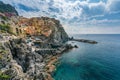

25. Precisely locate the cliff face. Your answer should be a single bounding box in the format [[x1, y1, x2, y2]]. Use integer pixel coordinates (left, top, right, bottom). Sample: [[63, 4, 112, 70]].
[[18, 17, 69, 44], [0, 1, 70, 80], [0, 37, 72, 80], [0, 1, 69, 43], [0, 1, 69, 44], [0, 39, 45, 80]]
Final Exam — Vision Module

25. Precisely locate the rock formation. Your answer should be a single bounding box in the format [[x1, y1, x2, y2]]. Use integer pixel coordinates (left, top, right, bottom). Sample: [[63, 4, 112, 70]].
[[17, 17, 69, 44], [0, 39, 45, 80], [0, 1, 70, 80]]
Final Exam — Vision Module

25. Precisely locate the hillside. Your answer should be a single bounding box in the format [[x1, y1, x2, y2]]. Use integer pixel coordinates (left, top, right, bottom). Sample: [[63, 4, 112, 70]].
[[17, 17, 69, 44], [0, 1, 71, 80], [0, 1, 18, 16]]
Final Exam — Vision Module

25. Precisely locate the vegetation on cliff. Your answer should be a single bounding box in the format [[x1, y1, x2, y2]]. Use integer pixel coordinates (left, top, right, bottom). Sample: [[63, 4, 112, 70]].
[[0, 24, 10, 32], [0, 1, 18, 16], [0, 71, 10, 79], [20, 17, 69, 43], [0, 1, 70, 80]]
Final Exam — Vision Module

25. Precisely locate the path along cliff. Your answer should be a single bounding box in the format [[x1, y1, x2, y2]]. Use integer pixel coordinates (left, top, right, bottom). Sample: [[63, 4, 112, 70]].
[[0, 17, 72, 80], [0, 21, 72, 80]]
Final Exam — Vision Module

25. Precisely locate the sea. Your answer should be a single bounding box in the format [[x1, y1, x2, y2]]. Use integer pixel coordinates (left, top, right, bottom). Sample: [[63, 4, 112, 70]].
[[53, 34, 120, 80]]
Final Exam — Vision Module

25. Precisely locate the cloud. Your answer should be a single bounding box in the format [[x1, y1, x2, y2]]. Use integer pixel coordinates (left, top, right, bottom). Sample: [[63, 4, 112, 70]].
[[106, 0, 120, 12], [1, 0, 119, 19], [0, 0, 120, 34]]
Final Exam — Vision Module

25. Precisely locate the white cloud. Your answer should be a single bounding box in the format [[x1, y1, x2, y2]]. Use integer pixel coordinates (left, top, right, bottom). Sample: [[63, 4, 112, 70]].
[[89, 1, 105, 9], [0, 0, 120, 34], [1, 0, 119, 19], [106, 0, 120, 12]]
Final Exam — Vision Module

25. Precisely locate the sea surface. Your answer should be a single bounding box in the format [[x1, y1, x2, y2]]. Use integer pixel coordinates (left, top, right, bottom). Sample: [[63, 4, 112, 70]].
[[53, 34, 120, 80]]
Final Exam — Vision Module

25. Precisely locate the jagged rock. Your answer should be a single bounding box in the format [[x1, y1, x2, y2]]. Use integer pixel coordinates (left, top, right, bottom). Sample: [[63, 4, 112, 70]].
[[74, 45, 78, 48], [0, 42, 26, 80], [0, 39, 46, 80]]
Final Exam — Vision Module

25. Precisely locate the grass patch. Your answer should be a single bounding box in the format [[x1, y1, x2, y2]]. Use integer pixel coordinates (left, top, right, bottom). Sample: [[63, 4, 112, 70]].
[[0, 24, 16, 35], [0, 71, 10, 79], [0, 24, 10, 32]]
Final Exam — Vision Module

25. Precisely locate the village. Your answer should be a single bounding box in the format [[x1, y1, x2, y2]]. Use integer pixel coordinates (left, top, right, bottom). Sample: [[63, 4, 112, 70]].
[[0, 11, 72, 58]]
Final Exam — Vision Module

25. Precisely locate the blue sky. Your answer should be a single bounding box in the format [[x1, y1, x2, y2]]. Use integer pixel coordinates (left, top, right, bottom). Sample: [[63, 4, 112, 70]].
[[0, 0, 120, 34]]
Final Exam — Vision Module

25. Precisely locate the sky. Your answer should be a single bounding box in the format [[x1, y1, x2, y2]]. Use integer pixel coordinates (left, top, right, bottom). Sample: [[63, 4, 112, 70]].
[[0, 0, 120, 34]]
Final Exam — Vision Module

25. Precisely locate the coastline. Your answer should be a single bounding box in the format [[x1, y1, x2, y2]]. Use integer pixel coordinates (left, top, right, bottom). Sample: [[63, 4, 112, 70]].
[[44, 44, 75, 80], [45, 55, 59, 80]]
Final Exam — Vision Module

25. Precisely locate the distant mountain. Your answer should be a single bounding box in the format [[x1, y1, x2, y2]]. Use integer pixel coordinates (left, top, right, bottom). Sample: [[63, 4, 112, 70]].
[[0, 1, 18, 16]]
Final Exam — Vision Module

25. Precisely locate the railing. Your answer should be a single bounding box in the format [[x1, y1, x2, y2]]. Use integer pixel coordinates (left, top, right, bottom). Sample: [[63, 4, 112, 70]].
[[35, 48, 57, 51]]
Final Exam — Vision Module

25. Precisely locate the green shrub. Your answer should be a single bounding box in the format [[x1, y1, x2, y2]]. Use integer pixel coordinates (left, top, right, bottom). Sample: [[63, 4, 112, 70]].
[[0, 71, 10, 79], [0, 24, 10, 32], [1, 16, 8, 20], [0, 74, 10, 79]]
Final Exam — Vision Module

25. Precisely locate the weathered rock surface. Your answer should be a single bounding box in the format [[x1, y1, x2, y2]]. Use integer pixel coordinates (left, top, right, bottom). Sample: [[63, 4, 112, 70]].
[[0, 1, 70, 80], [0, 36, 72, 80], [18, 17, 69, 44], [0, 39, 45, 80]]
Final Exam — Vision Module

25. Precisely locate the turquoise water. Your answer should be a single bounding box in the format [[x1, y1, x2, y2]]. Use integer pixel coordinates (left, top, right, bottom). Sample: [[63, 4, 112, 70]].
[[53, 34, 120, 80]]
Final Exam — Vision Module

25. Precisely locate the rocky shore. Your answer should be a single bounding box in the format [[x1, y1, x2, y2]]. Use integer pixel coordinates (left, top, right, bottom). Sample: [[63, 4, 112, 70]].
[[69, 37, 98, 44], [0, 35, 74, 80], [44, 44, 74, 80], [44, 56, 59, 80]]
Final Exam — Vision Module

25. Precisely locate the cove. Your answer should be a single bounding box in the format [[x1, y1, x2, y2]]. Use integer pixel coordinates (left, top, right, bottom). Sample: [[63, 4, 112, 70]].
[[53, 34, 120, 80]]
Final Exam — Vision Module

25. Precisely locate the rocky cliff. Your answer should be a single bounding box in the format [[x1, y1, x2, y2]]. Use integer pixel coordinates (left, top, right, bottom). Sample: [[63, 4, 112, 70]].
[[0, 39, 45, 80], [0, 1, 69, 44], [0, 36, 72, 80], [18, 17, 69, 44], [0, 1, 71, 80]]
